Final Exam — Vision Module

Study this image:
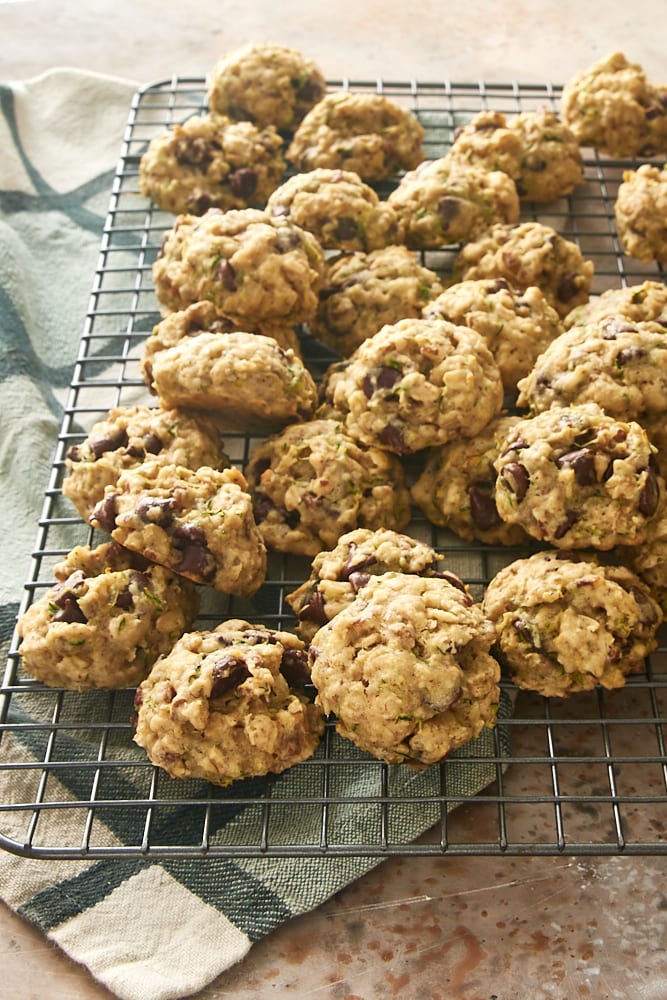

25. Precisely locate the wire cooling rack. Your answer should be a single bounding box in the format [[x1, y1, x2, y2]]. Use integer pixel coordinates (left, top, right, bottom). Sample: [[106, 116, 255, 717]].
[[2, 77, 667, 860]]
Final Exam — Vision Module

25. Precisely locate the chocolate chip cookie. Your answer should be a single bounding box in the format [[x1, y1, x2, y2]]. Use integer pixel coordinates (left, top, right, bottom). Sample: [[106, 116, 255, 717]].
[[91, 462, 267, 597], [563, 280, 667, 330], [483, 549, 662, 697], [615, 164, 667, 265], [133, 619, 324, 786], [309, 572, 501, 766], [17, 541, 199, 690], [244, 417, 411, 556]]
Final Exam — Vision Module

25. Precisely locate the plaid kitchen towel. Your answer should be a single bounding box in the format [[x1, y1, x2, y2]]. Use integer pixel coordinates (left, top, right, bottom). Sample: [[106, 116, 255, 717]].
[[0, 68, 512, 1000]]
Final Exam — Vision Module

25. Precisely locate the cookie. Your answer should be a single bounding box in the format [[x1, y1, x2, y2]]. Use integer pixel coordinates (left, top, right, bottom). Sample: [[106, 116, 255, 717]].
[[17, 541, 199, 690], [507, 108, 584, 202], [615, 164, 667, 265], [152, 207, 324, 324], [494, 403, 662, 549], [446, 110, 523, 178], [319, 317, 503, 456], [148, 331, 318, 432], [266, 168, 403, 251], [91, 462, 267, 597], [452, 221, 594, 319], [206, 42, 326, 131], [619, 502, 667, 612], [309, 245, 443, 356], [286, 91, 425, 182], [411, 414, 530, 546], [62, 405, 227, 523], [244, 417, 411, 556], [138, 113, 286, 216], [133, 619, 324, 786], [560, 51, 667, 157], [563, 280, 667, 330], [422, 277, 563, 392], [482, 549, 662, 697], [516, 315, 667, 424], [309, 572, 500, 766], [286, 527, 460, 643], [387, 158, 519, 249]]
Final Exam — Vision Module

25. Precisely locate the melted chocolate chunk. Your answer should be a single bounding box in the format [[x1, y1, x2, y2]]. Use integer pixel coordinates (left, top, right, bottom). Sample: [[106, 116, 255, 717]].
[[210, 656, 250, 698], [500, 463, 530, 501], [92, 494, 118, 533], [468, 485, 502, 530], [556, 448, 596, 486], [229, 167, 258, 200], [280, 648, 310, 687]]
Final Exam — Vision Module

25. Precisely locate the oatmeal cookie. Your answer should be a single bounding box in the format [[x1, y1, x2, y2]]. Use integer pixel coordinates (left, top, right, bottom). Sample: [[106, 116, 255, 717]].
[[17, 541, 199, 690], [619, 502, 667, 612], [387, 158, 519, 249], [286, 527, 459, 643], [152, 207, 324, 324], [62, 405, 227, 523], [309, 572, 500, 766], [286, 91, 425, 182], [560, 51, 667, 157], [148, 331, 318, 432], [411, 414, 530, 546], [206, 42, 326, 131], [244, 417, 411, 556], [507, 108, 584, 202], [447, 110, 523, 178], [452, 221, 594, 318], [319, 317, 503, 456], [309, 245, 443, 356], [266, 168, 402, 251], [615, 164, 667, 265], [564, 280, 667, 329], [138, 113, 286, 216], [91, 462, 267, 597], [494, 403, 662, 549], [133, 619, 324, 786], [517, 315, 667, 424], [483, 549, 662, 697], [423, 277, 563, 392]]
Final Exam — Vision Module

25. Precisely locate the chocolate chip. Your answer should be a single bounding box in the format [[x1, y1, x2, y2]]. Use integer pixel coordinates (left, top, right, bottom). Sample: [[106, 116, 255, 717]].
[[51, 593, 87, 624], [440, 571, 472, 604], [514, 617, 537, 647], [210, 656, 250, 698], [135, 496, 175, 527], [468, 485, 502, 531], [92, 493, 118, 533], [298, 589, 328, 625], [335, 217, 359, 241], [341, 548, 375, 579], [174, 136, 212, 170], [195, 194, 213, 214], [377, 423, 407, 454], [556, 448, 596, 486], [88, 429, 128, 459], [174, 540, 215, 581], [142, 433, 163, 455], [639, 467, 659, 517], [556, 272, 580, 303], [229, 167, 257, 200], [500, 463, 530, 501], [348, 570, 371, 592], [438, 197, 461, 227], [554, 510, 579, 539], [66, 444, 82, 462], [114, 588, 134, 611], [217, 258, 237, 291], [616, 347, 645, 366], [280, 648, 310, 687], [296, 75, 324, 103]]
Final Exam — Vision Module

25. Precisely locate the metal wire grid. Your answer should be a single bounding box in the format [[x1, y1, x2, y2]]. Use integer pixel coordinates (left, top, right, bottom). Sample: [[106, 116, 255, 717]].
[[2, 77, 667, 861]]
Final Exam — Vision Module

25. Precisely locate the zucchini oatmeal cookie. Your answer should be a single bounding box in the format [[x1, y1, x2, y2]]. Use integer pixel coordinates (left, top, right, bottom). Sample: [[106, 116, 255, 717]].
[[142, 301, 302, 391], [152, 207, 324, 325], [91, 462, 267, 597], [266, 168, 403, 251], [516, 315, 667, 424], [319, 317, 503, 456], [563, 280, 667, 329], [62, 404, 228, 523], [619, 502, 667, 612], [286, 91, 425, 182], [309, 245, 443, 357], [452, 221, 594, 319], [422, 277, 563, 392], [447, 108, 583, 203], [494, 403, 662, 550], [147, 330, 318, 433], [17, 541, 199, 690], [482, 549, 662, 697], [411, 414, 530, 547], [614, 164, 667, 265], [244, 417, 411, 557], [138, 113, 286, 216], [286, 527, 459, 643], [133, 619, 324, 786], [387, 158, 519, 249], [560, 51, 667, 157], [206, 42, 326, 131], [309, 572, 501, 767]]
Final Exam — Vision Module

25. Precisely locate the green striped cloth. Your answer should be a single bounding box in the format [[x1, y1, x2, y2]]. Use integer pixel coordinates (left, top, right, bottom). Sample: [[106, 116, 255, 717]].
[[0, 69, 511, 1000]]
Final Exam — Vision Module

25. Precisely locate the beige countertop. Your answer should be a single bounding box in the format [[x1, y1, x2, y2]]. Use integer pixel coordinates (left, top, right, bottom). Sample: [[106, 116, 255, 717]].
[[2, 2, 667, 997]]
